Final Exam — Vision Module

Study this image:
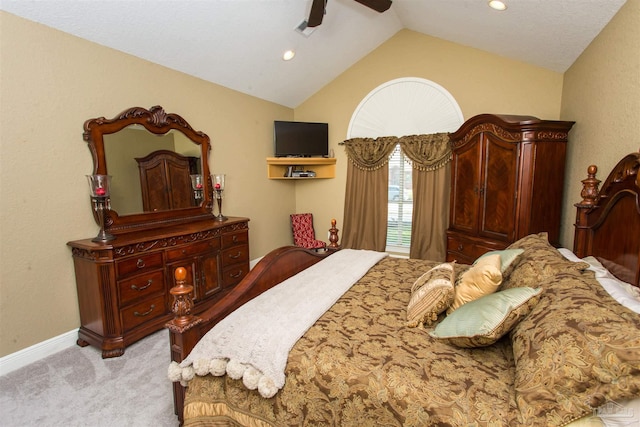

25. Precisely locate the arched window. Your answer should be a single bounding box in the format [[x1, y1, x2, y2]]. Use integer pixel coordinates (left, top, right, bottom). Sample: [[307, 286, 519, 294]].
[[347, 78, 463, 253]]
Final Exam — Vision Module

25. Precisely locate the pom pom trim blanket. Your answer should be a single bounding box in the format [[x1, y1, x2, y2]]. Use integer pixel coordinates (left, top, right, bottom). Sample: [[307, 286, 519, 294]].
[[168, 249, 387, 398]]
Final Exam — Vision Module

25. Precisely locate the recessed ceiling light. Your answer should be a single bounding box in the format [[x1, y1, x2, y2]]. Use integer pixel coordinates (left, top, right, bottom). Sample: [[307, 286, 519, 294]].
[[283, 50, 296, 61], [488, 0, 507, 11]]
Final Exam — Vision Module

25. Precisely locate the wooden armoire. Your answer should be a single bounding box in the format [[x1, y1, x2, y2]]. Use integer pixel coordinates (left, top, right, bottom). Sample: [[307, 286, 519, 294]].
[[445, 114, 575, 264], [136, 150, 200, 212]]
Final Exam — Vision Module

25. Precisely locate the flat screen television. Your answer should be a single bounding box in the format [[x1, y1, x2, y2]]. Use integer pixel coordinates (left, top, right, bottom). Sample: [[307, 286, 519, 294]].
[[273, 120, 329, 157]]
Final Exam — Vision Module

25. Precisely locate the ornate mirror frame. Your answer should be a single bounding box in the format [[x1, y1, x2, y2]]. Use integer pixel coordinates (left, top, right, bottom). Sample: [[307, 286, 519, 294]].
[[83, 105, 214, 234]]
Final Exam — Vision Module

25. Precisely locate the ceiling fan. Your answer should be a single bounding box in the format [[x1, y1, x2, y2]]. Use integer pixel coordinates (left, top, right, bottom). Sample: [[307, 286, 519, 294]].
[[307, 0, 392, 27]]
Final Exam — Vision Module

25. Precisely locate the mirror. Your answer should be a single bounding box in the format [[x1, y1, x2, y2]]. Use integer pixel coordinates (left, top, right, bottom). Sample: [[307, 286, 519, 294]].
[[104, 127, 202, 215], [83, 106, 214, 234]]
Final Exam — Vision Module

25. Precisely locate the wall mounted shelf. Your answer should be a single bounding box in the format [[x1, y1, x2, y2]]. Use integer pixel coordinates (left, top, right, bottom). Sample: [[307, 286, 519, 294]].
[[266, 157, 336, 180]]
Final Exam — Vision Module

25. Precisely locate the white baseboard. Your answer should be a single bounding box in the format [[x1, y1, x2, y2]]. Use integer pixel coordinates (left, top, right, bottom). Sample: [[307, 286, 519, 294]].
[[250, 256, 263, 269], [0, 329, 78, 376], [1, 257, 266, 377]]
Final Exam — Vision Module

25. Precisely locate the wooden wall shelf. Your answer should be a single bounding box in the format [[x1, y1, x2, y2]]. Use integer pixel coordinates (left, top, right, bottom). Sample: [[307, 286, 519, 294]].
[[266, 157, 336, 179]]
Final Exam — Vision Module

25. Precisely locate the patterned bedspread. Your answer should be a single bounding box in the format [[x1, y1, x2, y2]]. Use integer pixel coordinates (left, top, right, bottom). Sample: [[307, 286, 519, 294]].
[[183, 257, 518, 426]]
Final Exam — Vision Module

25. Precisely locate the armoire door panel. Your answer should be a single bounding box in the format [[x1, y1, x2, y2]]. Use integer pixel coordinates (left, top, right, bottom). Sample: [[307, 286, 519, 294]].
[[450, 136, 482, 233], [141, 163, 172, 211], [479, 135, 519, 241], [520, 142, 568, 243], [166, 161, 195, 209]]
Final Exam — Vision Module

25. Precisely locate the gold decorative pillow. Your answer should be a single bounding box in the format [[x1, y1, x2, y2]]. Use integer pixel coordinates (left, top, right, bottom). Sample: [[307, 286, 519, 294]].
[[406, 263, 455, 328], [447, 254, 502, 314], [429, 287, 542, 348], [474, 248, 524, 278]]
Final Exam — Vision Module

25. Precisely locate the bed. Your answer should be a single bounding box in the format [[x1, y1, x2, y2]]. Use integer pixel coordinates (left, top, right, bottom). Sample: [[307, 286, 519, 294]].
[[166, 150, 640, 426]]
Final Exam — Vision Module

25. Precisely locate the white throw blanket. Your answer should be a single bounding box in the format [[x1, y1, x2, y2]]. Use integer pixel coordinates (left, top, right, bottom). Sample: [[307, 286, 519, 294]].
[[168, 249, 387, 398]]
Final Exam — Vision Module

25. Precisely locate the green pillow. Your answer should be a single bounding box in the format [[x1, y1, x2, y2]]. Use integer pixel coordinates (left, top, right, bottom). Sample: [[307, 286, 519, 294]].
[[475, 249, 524, 274], [429, 287, 542, 348]]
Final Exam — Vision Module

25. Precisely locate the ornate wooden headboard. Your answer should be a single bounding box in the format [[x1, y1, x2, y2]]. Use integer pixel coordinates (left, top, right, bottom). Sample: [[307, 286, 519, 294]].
[[573, 150, 640, 287]]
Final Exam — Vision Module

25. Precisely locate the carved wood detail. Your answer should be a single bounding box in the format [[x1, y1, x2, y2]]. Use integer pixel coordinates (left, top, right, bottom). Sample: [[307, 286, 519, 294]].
[[456, 123, 521, 146], [576, 165, 601, 208]]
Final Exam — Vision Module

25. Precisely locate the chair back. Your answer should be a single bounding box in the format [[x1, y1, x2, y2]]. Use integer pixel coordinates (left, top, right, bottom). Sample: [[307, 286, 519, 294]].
[[290, 213, 326, 249]]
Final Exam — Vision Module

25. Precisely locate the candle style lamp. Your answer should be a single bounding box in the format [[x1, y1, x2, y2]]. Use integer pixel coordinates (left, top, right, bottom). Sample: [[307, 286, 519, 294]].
[[212, 173, 227, 221], [190, 174, 204, 204], [86, 174, 115, 243]]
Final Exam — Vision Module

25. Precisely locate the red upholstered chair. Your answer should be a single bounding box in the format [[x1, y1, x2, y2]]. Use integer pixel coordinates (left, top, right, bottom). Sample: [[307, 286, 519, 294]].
[[290, 213, 326, 249]]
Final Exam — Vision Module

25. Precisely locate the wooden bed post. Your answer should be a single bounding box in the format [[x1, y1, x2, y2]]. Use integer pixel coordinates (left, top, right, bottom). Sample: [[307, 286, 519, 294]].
[[166, 267, 203, 421], [328, 218, 340, 248], [574, 164, 600, 258]]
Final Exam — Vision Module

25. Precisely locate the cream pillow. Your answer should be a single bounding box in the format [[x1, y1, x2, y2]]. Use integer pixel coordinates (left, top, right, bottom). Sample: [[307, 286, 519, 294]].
[[447, 254, 502, 314], [406, 263, 455, 328]]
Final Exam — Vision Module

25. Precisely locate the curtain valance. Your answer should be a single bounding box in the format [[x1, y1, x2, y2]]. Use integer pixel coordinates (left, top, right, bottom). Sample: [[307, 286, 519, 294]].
[[341, 133, 451, 171], [340, 136, 398, 170], [398, 133, 451, 171]]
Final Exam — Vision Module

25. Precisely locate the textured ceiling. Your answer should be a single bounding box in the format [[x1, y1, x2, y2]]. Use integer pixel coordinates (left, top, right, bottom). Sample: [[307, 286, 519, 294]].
[[0, 0, 627, 108]]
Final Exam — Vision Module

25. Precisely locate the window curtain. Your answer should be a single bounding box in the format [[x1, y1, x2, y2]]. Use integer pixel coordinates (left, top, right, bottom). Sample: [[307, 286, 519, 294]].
[[340, 137, 398, 250], [398, 133, 452, 260]]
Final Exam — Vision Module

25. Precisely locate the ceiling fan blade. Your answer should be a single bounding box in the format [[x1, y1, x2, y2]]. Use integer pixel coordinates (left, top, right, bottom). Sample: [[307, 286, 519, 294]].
[[354, 0, 392, 13], [307, 0, 326, 27]]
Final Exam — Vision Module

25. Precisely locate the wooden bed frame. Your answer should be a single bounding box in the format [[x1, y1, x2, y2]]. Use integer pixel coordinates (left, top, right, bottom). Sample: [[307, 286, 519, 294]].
[[574, 150, 640, 287], [166, 151, 640, 422]]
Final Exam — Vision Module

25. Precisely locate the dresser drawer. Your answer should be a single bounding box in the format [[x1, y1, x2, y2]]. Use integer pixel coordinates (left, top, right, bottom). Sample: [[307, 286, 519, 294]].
[[118, 270, 165, 306], [222, 230, 248, 249], [222, 262, 249, 288], [165, 238, 221, 262], [221, 244, 249, 267], [116, 252, 164, 278], [446, 234, 506, 264], [121, 294, 166, 332]]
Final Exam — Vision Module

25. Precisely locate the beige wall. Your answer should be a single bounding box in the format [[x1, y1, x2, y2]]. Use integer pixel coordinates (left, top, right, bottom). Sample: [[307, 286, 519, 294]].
[[559, 0, 640, 247], [0, 12, 294, 356], [294, 29, 565, 241]]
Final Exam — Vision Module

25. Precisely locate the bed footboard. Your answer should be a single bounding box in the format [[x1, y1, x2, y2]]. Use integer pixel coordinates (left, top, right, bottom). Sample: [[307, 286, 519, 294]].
[[166, 244, 339, 421]]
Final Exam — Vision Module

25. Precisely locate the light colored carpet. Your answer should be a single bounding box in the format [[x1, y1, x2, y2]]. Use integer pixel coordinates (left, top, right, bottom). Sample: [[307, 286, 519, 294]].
[[0, 329, 177, 426]]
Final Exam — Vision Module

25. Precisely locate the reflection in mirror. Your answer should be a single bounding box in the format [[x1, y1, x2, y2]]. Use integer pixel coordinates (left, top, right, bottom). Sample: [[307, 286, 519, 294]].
[[104, 127, 202, 215], [83, 105, 214, 234]]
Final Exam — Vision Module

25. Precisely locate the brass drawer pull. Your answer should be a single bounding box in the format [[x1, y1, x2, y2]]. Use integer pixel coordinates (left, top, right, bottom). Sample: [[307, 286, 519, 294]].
[[232, 235, 238, 242], [136, 258, 146, 269], [131, 280, 153, 291], [457, 244, 464, 251], [229, 270, 243, 279], [134, 304, 155, 317], [228, 251, 242, 259]]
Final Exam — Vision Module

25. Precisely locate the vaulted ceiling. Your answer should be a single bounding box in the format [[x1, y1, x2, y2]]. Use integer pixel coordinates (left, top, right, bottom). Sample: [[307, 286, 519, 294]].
[[1, 0, 627, 108]]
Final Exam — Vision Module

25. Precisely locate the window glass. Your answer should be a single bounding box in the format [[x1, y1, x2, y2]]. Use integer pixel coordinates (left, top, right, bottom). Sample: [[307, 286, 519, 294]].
[[387, 145, 412, 252]]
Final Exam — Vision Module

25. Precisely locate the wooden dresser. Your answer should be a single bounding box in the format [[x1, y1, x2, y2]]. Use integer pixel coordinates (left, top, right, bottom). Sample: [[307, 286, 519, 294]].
[[68, 217, 249, 358], [446, 114, 574, 264]]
